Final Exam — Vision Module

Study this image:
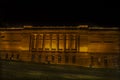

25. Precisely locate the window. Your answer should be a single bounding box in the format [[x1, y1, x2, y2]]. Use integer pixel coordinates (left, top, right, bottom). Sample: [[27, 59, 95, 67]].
[[10, 53, 14, 60], [104, 56, 108, 67], [72, 55, 76, 64], [38, 55, 41, 62], [65, 55, 69, 63], [58, 55, 62, 63], [31, 54, 35, 61], [45, 56, 48, 62], [11, 53, 14, 58], [16, 54, 19, 59], [91, 56, 94, 64], [51, 55, 54, 62], [6, 53, 8, 59]]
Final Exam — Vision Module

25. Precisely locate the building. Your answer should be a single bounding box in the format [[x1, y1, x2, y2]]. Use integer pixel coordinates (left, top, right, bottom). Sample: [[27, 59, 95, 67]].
[[0, 25, 120, 68]]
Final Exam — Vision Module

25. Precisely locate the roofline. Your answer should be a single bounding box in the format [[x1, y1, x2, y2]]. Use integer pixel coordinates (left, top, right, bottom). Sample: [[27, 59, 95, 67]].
[[0, 25, 119, 30]]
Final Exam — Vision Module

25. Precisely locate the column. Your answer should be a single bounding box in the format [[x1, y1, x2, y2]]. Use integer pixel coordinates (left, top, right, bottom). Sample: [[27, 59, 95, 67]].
[[77, 34, 80, 52], [58, 34, 64, 51], [29, 34, 32, 51], [75, 34, 77, 51], [57, 34, 59, 51], [30, 34, 37, 50], [33, 34, 37, 49], [38, 34, 43, 51], [42, 34, 45, 51], [69, 34, 72, 51], [64, 34, 66, 51], [70, 34, 76, 51], [36, 34, 39, 51], [50, 33, 52, 51]]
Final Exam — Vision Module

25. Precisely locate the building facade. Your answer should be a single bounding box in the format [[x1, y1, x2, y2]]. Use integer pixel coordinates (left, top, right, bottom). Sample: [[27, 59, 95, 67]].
[[0, 25, 120, 68]]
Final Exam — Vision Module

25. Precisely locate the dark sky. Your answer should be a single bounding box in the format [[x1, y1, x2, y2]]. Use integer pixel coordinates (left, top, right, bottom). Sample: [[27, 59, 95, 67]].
[[0, 1, 120, 27]]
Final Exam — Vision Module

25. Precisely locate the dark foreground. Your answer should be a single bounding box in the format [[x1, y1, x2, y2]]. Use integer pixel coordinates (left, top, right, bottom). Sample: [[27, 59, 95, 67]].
[[0, 60, 120, 80]]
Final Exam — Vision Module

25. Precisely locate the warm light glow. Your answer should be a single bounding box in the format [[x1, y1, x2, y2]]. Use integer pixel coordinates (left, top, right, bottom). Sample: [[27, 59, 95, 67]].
[[18, 47, 28, 50], [80, 46, 88, 52], [59, 40, 64, 50], [52, 41, 57, 49], [44, 40, 50, 49]]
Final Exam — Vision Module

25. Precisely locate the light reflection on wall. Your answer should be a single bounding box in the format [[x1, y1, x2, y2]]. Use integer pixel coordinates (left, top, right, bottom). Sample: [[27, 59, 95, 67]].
[[59, 40, 64, 50], [52, 40, 57, 49], [37, 34, 43, 49], [59, 34, 64, 50], [0, 32, 29, 50], [52, 34, 57, 50], [44, 34, 50, 50], [80, 46, 88, 52], [18, 47, 28, 50], [71, 34, 76, 49], [88, 43, 119, 53]]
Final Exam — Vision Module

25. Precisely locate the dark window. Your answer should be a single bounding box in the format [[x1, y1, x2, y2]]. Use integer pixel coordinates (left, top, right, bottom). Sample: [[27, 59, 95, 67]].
[[104, 56, 108, 67], [38, 55, 41, 62], [45, 56, 48, 62], [58, 55, 61, 63], [65, 55, 69, 63], [72, 55, 76, 64], [6, 53, 8, 59], [90, 56, 94, 67], [91, 56, 94, 63], [10, 53, 14, 60], [17, 54, 19, 59], [11, 53, 14, 57], [31, 54, 35, 61], [51, 55, 54, 62]]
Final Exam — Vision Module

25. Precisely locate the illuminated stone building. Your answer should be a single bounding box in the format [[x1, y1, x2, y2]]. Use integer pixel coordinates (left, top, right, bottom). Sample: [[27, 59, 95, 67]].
[[0, 25, 120, 68]]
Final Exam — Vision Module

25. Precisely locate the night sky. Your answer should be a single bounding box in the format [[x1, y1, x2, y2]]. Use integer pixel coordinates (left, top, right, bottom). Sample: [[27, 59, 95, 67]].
[[0, 1, 120, 27]]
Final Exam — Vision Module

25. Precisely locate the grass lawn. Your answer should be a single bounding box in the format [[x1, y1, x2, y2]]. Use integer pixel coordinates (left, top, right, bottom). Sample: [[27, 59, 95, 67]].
[[0, 60, 120, 80]]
